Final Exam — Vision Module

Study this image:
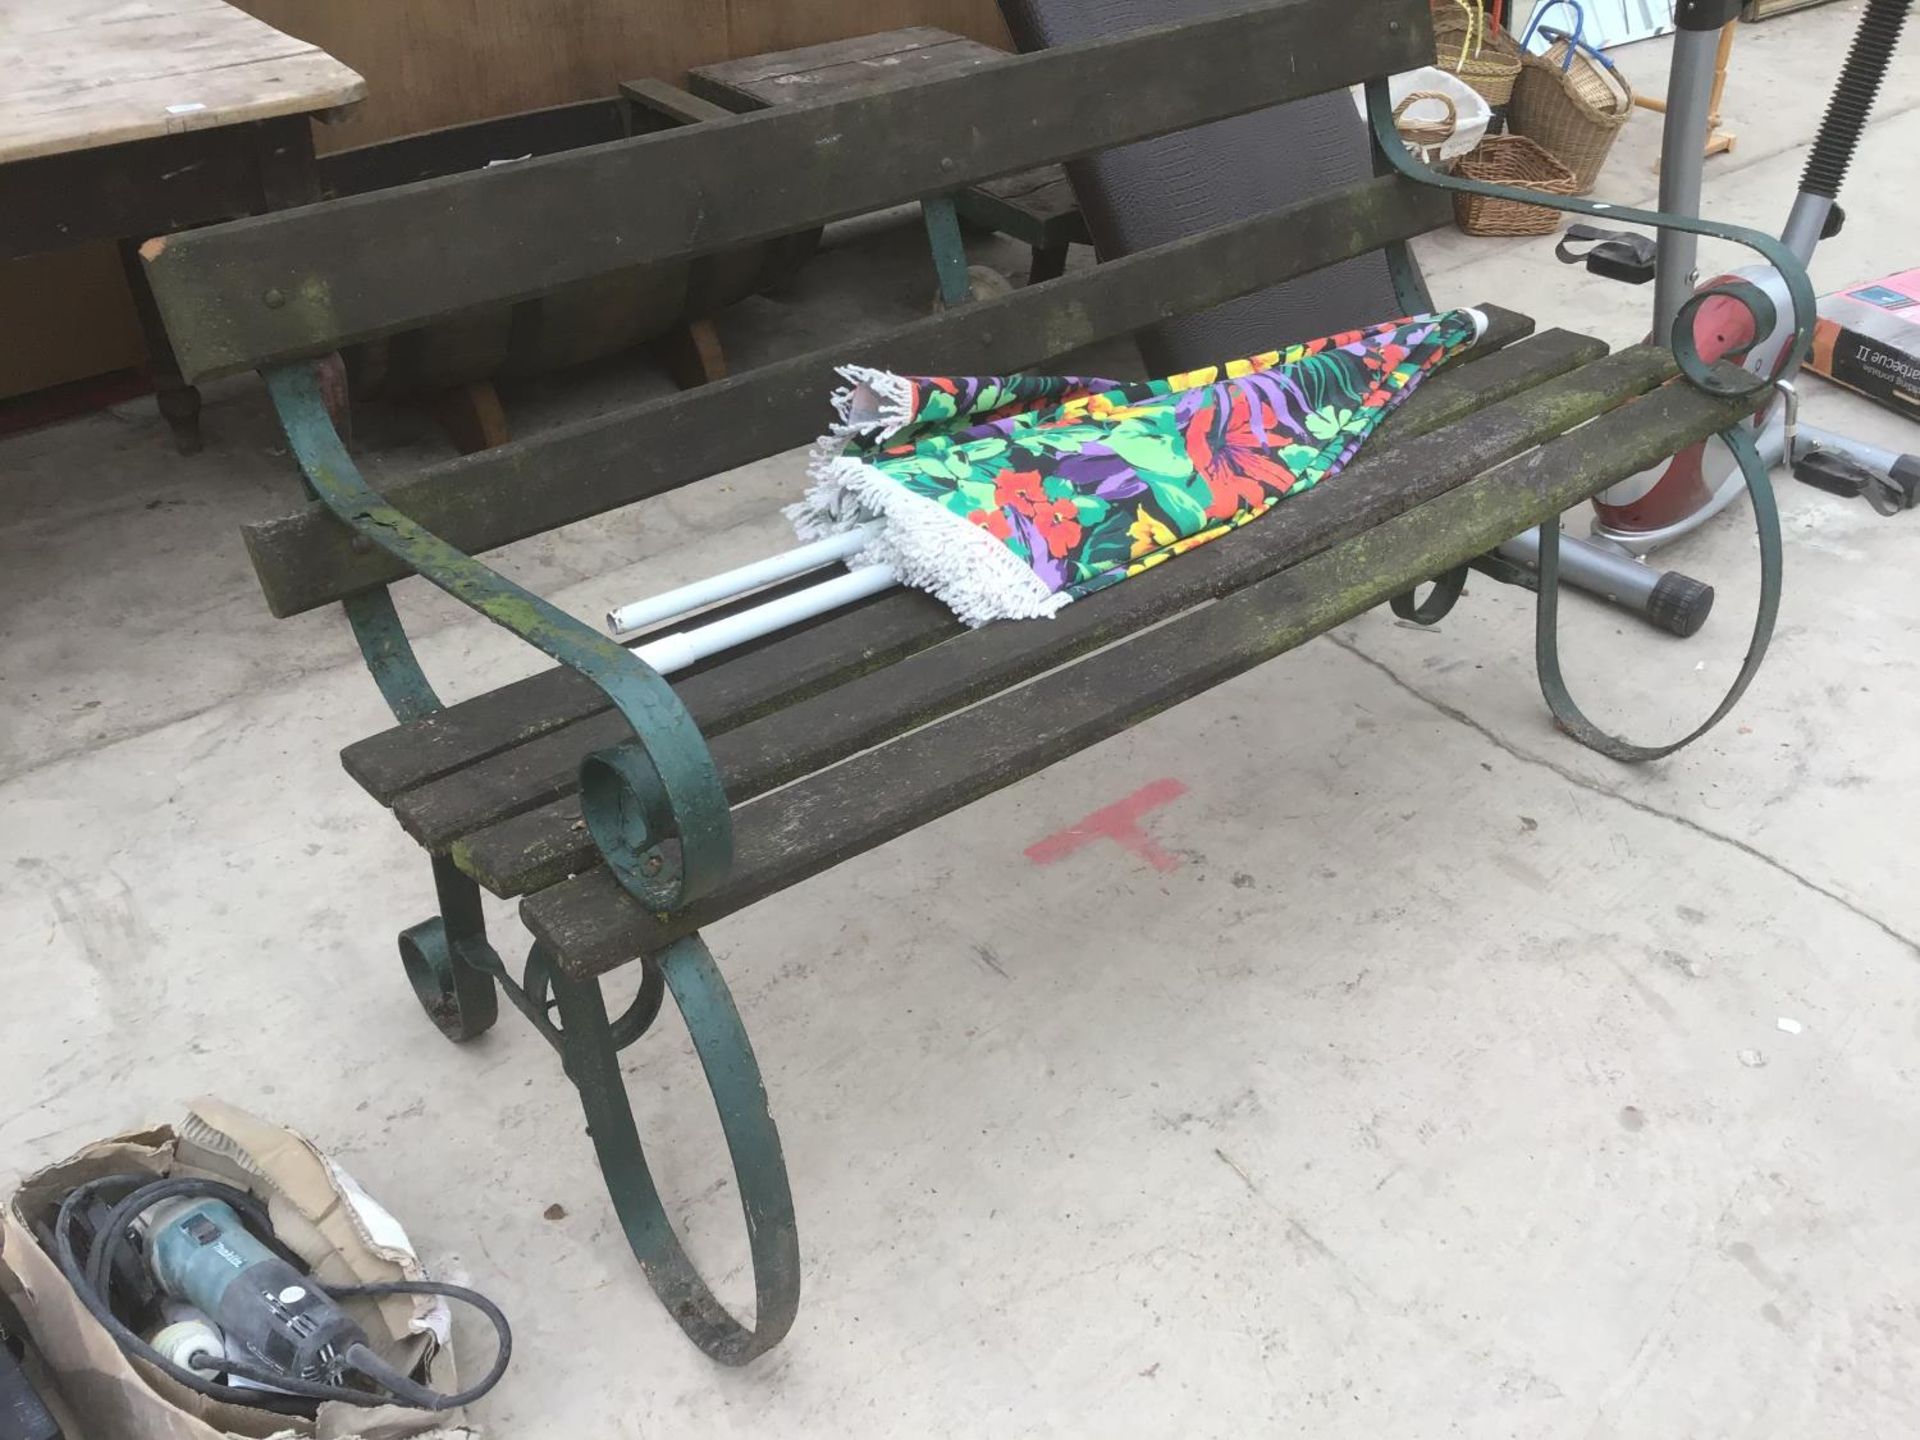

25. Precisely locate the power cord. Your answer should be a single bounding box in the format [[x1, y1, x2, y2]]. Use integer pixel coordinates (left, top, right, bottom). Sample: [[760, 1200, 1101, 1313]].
[[52, 1176, 510, 1413]]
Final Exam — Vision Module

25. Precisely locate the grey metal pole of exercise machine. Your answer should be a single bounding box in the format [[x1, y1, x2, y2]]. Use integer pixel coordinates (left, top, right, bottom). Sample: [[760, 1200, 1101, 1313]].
[[1492, 525, 1715, 639], [1496, 524, 1715, 635], [1651, 11, 1728, 335], [1646, 0, 1918, 493], [1488, 6, 1722, 640]]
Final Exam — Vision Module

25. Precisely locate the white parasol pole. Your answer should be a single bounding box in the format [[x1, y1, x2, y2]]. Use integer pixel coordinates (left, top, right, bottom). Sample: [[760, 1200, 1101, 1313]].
[[631, 562, 899, 676], [605, 521, 882, 636]]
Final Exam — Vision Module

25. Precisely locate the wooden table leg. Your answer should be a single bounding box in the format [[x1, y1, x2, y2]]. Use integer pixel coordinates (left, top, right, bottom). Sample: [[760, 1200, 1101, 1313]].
[[921, 194, 975, 307], [1703, 19, 1739, 157], [652, 317, 728, 390], [1634, 20, 1738, 161], [116, 235, 201, 454], [315, 352, 353, 447], [1028, 243, 1070, 285], [434, 379, 509, 453]]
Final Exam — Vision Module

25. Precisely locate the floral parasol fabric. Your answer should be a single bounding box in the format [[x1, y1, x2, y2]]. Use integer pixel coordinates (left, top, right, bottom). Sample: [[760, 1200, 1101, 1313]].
[[789, 308, 1486, 625]]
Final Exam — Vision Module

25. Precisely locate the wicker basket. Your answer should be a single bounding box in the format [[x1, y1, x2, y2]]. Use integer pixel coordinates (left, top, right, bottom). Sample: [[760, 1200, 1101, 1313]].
[[1511, 37, 1633, 192], [1453, 134, 1577, 236], [1432, 1, 1523, 107], [1392, 90, 1460, 163]]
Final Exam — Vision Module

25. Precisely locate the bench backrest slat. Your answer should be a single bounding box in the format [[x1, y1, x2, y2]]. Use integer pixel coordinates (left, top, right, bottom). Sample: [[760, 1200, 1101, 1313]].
[[243, 173, 1448, 615], [143, 0, 1428, 383]]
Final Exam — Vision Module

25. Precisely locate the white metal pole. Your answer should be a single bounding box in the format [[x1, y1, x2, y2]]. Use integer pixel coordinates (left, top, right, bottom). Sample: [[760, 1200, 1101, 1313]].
[[605, 521, 881, 636], [632, 563, 899, 676]]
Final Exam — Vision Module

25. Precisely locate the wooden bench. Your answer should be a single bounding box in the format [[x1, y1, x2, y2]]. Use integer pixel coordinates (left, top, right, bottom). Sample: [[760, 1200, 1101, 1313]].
[[139, 0, 1808, 1366]]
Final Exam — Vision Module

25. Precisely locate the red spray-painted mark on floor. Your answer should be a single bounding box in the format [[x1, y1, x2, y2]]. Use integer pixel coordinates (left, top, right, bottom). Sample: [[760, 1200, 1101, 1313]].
[[1023, 777, 1189, 873]]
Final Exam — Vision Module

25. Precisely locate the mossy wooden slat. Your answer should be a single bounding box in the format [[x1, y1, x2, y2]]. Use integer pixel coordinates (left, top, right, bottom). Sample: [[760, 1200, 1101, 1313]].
[[144, 0, 1429, 383], [142, 0, 1428, 384], [343, 588, 938, 803], [357, 584, 948, 827], [464, 339, 1670, 894], [417, 335, 1661, 866], [344, 309, 1545, 807], [454, 337, 1652, 890], [242, 174, 1452, 618], [521, 371, 1765, 980]]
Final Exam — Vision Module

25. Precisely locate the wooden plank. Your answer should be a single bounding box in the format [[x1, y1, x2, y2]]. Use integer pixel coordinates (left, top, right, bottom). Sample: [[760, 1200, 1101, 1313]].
[[618, 79, 733, 129], [223, 6, 1010, 155], [344, 587, 931, 802], [352, 580, 945, 814], [1, 122, 275, 257], [971, 170, 1081, 222], [4, 2, 218, 35], [691, 28, 967, 90], [693, 32, 1085, 259], [731, 3, 1013, 60], [0, 0, 364, 164], [950, 169, 1088, 249], [141, 0, 1431, 381], [341, 306, 1541, 806], [690, 34, 1003, 111], [231, 0, 728, 154], [414, 332, 1654, 865], [243, 172, 1452, 617], [316, 100, 632, 198], [522, 371, 1767, 979]]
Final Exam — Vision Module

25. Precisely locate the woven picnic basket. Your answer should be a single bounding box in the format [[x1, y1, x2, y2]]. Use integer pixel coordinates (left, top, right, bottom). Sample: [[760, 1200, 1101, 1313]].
[[1392, 90, 1461, 165], [1452, 133, 1576, 236], [1431, 0, 1523, 107], [1510, 1, 1634, 192]]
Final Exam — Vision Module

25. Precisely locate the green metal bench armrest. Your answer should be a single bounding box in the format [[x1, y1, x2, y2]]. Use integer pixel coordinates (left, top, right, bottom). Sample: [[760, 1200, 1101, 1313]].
[[1363, 81, 1816, 394], [266, 364, 731, 911], [1367, 82, 1793, 764]]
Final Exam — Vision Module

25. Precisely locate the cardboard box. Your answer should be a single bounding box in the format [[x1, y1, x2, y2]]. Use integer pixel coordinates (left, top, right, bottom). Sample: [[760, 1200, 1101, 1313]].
[[0, 247, 146, 403], [1807, 267, 1920, 419], [0, 1102, 476, 1440]]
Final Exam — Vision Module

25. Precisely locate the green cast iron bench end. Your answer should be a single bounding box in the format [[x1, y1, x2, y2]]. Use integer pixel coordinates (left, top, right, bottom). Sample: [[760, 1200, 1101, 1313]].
[[140, 0, 1808, 1365]]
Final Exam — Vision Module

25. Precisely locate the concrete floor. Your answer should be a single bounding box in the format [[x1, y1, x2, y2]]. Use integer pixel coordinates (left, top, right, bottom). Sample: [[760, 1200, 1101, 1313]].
[[4, 7, 1919, 1435]]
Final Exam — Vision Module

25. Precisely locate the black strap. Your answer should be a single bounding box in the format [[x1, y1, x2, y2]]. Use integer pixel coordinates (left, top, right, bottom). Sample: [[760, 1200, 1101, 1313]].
[[1555, 223, 1657, 273]]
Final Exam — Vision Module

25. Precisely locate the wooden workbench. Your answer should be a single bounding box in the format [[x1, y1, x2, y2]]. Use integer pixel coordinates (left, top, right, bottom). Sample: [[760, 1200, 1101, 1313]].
[[0, 0, 364, 447]]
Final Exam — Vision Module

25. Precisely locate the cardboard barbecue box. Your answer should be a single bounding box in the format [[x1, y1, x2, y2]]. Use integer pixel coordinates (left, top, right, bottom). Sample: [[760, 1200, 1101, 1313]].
[[1806, 267, 1920, 418]]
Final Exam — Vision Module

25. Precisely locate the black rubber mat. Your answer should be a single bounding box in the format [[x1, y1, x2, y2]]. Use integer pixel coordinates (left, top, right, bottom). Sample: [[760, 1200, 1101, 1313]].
[[997, 0, 1409, 371]]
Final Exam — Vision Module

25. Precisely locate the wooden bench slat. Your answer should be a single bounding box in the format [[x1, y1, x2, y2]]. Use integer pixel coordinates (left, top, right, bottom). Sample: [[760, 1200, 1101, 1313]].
[[465, 332, 1683, 899], [342, 307, 1540, 807], [344, 589, 937, 802], [410, 332, 1657, 866], [242, 172, 1452, 617], [520, 373, 1765, 980], [143, 0, 1430, 382]]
